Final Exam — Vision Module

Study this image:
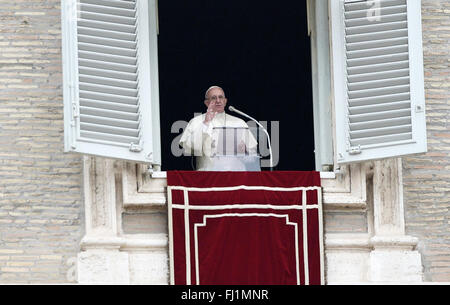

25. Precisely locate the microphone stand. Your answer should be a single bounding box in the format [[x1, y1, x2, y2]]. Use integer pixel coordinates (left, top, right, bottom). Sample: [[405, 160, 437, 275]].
[[228, 106, 273, 170]]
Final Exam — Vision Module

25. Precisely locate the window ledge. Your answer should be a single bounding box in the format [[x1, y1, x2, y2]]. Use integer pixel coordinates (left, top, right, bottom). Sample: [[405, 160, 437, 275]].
[[125, 163, 366, 210], [151, 171, 335, 179]]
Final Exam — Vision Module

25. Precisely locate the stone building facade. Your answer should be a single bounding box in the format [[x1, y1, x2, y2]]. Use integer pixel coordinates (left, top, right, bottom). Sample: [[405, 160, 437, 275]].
[[0, 0, 448, 283], [0, 0, 83, 283], [402, 0, 450, 282]]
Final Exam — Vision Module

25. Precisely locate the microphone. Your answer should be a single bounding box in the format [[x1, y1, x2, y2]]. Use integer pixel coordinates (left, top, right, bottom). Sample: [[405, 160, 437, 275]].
[[228, 106, 273, 169]]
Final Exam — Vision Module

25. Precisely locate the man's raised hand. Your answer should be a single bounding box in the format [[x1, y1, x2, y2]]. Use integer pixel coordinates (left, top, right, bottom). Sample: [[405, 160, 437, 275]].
[[204, 102, 217, 125]]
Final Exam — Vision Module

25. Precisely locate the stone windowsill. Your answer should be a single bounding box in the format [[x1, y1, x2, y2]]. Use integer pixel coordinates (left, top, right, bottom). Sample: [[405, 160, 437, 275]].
[[151, 171, 336, 179]]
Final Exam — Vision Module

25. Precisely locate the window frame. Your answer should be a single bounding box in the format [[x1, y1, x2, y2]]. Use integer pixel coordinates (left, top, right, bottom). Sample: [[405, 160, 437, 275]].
[[307, 0, 335, 172]]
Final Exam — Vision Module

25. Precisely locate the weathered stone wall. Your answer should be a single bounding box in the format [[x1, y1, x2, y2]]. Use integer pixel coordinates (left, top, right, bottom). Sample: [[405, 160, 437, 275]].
[[0, 0, 84, 283], [402, 0, 450, 282]]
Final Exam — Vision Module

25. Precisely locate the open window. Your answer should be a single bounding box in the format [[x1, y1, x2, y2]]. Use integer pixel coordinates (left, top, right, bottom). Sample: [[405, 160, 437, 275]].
[[158, 0, 316, 171], [62, 0, 427, 172]]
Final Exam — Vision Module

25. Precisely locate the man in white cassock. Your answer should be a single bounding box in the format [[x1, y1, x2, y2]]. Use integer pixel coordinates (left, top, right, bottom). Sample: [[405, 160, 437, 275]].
[[179, 86, 258, 171]]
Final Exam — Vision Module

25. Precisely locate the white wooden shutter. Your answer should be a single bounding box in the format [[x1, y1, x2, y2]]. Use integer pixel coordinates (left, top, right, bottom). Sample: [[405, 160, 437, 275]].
[[62, 0, 161, 164], [330, 0, 427, 164]]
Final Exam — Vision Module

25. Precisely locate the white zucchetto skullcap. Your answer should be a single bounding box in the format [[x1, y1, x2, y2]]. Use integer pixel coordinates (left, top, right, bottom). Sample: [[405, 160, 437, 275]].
[[205, 86, 224, 98]]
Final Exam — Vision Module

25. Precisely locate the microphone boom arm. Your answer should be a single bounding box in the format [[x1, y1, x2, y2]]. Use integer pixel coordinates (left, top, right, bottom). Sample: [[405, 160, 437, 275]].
[[228, 106, 273, 168]]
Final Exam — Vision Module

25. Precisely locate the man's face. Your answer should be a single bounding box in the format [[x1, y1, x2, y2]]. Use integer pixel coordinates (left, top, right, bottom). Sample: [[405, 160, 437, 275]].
[[204, 88, 227, 113]]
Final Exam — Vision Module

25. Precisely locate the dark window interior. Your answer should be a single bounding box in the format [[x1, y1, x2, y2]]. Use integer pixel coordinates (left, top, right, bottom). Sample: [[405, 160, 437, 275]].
[[158, 0, 315, 171]]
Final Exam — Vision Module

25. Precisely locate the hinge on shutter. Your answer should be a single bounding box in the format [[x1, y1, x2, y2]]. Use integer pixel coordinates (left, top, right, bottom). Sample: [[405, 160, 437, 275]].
[[348, 145, 362, 155], [72, 101, 79, 118], [129, 142, 143, 152]]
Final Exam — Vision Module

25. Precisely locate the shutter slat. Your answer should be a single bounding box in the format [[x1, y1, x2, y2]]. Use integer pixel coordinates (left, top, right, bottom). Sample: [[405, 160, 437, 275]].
[[344, 0, 406, 12], [79, 90, 138, 105], [348, 68, 409, 83], [347, 36, 408, 51], [349, 100, 411, 115], [346, 20, 407, 36], [80, 130, 139, 144], [80, 121, 139, 137], [349, 108, 412, 124], [345, 12, 407, 28], [347, 44, 408, 59], [348, 84, 410, 99], [80, 113, 139, 129], [79, 58, 137, 74], [80, 11, 136, 25], [80, 105, 139, 121], [348, 76, 410, 91], [346, 28, 408, 43], [350, 124, 412, 139], [79, 66, 136, 81], [78, 34, 136, 49], [347, 60, 409, 75], [350, 132, 412, 147], [78, 42, 137, 57], [80, 0, 136, 10], [349, 92, 410, 107], [80, 98, 138, 113], [79, 82, 138, 97], [78, 19, 136, 33], [78, 26, 136, 41], [345, 4, 407, 20], [349, 116, 411, 131], [79, 3, 136, 17], [79, 74, 137, 89], [347, 52, 409, 67], [78, 50, 136, 65]]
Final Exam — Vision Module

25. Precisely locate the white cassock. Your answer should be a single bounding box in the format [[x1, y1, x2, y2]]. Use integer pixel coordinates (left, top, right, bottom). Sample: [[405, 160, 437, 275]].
[[179, 111, 258, 171]]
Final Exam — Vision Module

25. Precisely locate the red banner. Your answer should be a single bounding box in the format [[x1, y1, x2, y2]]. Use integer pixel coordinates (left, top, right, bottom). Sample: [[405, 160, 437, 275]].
[[167, 171, 324, 285]]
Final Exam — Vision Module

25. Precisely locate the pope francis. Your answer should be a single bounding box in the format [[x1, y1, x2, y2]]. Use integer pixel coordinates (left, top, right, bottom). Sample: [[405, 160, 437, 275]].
[[179, 86, 259, 170]]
